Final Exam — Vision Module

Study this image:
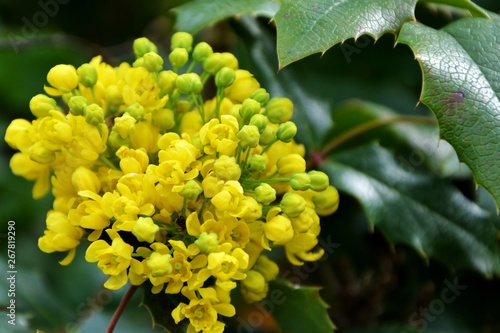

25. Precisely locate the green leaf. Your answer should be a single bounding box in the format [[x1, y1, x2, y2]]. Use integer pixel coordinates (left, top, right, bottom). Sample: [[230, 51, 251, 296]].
[[418, 0, 490, 18], [275, 0, 417, 68], [397, 19, 500, 208], [322, 144, 500, 276], [141, 283, 188, 333], [174, 0, 279, 34], [266, 279, 335, 333]]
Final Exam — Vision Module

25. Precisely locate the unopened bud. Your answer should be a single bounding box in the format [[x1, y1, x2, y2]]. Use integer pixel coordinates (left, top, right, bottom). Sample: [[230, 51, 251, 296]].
[[215, 67, 236, 88], [179, 179, 203, 200], [203, 53, 225, 75], [266, 97, 294, 124], [255, 183, 276, 205], [176, 73, 203, 94], [158, 70, 178, 95], [147, 252, 172, 277], [133, 37, 158, 58], [192, 42, 213, 62], [258, 125, 276, 146], [133, 217, 160, 243], [250, 88, 270, 105], [239, 98, 261, 122], [241, 270, 266, 293], [171, 32, 193, 52], [276, 121, 297, 143], [280, 192, 306, 218], [124, 102, 145, 122], [253, 255, 279, 281], [85, 104, 105, 126], [143, 52, 164, 73], [237, 125, 260, 149], [308, 170, 329, 191], [290, 173, 311, 191], [194, 232, 218, 253], [312, 186, 339, 216], [29, 141, 55, 164], [249, 114, 268, 133], [214, 155, 241, 181], [30, 94, 58, 118], [249, 154, 267, 173], [221, 52, 238, 69], [169, 48, 189, 69], [77, 64, 98, 88]]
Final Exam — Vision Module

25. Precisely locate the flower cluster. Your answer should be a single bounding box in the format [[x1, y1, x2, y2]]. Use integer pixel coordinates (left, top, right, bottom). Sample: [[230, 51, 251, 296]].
[[5, 32, 339, 332]]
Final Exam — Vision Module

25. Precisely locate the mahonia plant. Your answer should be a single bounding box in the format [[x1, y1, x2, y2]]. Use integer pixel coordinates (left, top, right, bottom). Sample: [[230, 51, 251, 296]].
[[4, 32, 339, 332]]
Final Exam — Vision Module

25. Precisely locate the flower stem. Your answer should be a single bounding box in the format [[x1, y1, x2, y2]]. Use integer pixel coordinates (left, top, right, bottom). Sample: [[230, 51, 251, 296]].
[[321, 115, 436, 156], [106, 285, 138, 333]]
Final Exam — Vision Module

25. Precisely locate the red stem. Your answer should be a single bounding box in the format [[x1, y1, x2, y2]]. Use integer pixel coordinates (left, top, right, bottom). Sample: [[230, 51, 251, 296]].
[[106, 285, 139, 333]]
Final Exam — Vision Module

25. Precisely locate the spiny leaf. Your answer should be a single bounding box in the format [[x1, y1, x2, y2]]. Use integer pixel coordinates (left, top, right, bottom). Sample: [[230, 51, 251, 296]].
[[397, 18, 500, 209], [275, 0, 417, 68], [174, 0, 279, 34], [266, 279, 336, 333], [322, 144, 500, 277]]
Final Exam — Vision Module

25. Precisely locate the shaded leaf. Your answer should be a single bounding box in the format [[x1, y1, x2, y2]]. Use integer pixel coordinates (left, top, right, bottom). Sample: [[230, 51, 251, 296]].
[[419, 0, 490, 18], [267, 279, 335, 333], [321, 144, 500, 276], [275, 0, 417, 68], [141, 283, 187, 333], [397, 19, 500, 208], [174, 0, 279, 34]]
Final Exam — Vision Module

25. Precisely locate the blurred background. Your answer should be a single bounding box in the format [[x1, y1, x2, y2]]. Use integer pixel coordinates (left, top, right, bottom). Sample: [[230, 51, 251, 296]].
[[1, 0, 500, 332]]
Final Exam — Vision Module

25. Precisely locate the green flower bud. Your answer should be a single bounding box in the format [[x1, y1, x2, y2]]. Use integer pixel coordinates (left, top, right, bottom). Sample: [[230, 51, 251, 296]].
[[175, 73, 203, 95], [237, 125, 260, 149], [147, 252, 172, 277], [276, 121, 297, 143], [108, 129, 130, 150], [152, 108, 175, 130], [194, 232, 218, 253], [158, 70, 178, 95], [29, 141, 55, 164], [77, 63, 98, 88], [143, 52, 164, 73], [169, 47, 189, 69], [249, 154, 267, 173], [250, 88, 270, 105], [253, 255, 279, 281], [241, 270, 266, 293], [312, 186, 339, 216], [176, 100, 191, 113], [132, 57, 145, 68], [124, 102, 145, 122], [308, 170, 329, 191], [68, 96, 88, 116], [203, 53, 225, 75], [133, 37, 158, 58], [171, 32, 193, 52], [221, 52, 238, 69], [215, 66, 236, 88], [132, 217, 159, 243], [249, 114, 268, 133], [259, 125, 276, 146], [290, 173, 311, 191], [266, 97, 294, 124], [239, 98, 261, 122], [85, 103, 105, 126], [192, 42, 213, 62], [30, 94, 58, 118], [179, 179, 203, 200], [255, 183, 276, 205], [280, 192, 306, 218]]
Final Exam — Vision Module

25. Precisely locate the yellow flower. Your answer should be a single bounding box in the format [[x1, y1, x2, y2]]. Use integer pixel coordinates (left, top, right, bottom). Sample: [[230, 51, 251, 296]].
[[199, 115, 239, 156], [130, 121, 160, 154], [44, 64, 79, 96], [71, 165, 101, 194], [172, 287, 235, 333], [262, 207, 294, 249], [9, 152, 51, 198], [116, 146, 149, 174], [38, 210, 85, 265], [4, 118, 33, 152], [224, 70, 260, 103]]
